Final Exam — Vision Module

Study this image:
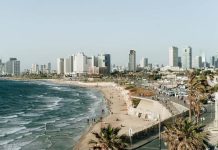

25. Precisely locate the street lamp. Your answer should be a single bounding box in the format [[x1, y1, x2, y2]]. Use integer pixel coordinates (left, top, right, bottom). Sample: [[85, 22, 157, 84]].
[[157, 113, 161, 150], [129, 128, 133, 147], [211, 102, 213, 120]]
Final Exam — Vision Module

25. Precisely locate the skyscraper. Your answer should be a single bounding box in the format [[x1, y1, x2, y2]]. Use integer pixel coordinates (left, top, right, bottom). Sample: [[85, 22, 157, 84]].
[[6, 58, 20, 76], [73, 52, 87, 74], [182, 47, 192, 69], [0, 60, 6, 75], [140, 57, 148, 68], [64, 58, 71, 74], [47, 62, 51, 74], [57, 58, 64, 74], [97, 54, 111, 74], [210, 56, 215, 68], [178, 57, 182, 68], [169, 46, 179, 67], [128, 50, 136, 72], [194, 56, 202, 69], [64, 56, 73, 75]]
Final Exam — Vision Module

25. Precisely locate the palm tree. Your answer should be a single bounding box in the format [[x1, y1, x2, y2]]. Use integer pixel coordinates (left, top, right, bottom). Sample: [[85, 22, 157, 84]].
[[89, 124, 128, 150], [187, 71, 209, 123], [162, 118, 209, 150]]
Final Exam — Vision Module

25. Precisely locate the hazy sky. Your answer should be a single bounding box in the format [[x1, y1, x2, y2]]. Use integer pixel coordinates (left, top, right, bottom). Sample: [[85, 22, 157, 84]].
[[0, 0, 218, 70]]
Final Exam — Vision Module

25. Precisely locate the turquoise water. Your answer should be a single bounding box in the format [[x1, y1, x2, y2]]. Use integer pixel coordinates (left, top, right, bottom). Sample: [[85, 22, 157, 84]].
[[0, 79, 108, 150]]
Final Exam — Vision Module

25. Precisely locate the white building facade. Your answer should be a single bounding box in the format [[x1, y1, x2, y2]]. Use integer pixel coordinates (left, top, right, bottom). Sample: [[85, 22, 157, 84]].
[[194, 56, 202, 69], [5, 58, 20, 76], [140, 57, 148, 68], [182, 46, 192, 69], [169, 46, 178, 67], [57, 58, 64, 74], [73, 52, 88, 74]]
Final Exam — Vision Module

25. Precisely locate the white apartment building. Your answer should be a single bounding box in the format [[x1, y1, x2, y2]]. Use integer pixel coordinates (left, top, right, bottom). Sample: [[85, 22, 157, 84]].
[[140, 57, 148, 68], [73, 52, 87, 74], [64, 56, 73, 75], [194, 56, 202, 69], [57, 58, 64, 74], [169, 46, 178, 67], [97, 54, 111, 74], [6, 58, 20, 76], [182, 46, 192, 69]]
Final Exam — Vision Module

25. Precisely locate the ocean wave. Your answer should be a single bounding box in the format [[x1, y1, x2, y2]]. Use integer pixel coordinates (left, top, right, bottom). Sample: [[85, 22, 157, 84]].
[[41, 97, 63, 110], [8, 118, 32, 125], [16, 112, 25, 115], [72, 115, 89, 123], [55, 123, 70, 128], [0, 80, 108, 149], [0, 120, 9, 124], [24, 132, 32, 136], [0, 126, 26, 136], [38, 119, 57, 126], [21, 113, 42, 117], [1, 115, 18, 119], [0, 139, 14, 146], [28, 126, 43, 132], [68, 117, 76, 121]]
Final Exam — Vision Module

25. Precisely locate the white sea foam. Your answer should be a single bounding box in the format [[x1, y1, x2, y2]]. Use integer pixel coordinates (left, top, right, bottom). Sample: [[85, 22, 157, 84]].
[[0, 139, 14, 146], [9, 119, 31, 125], [73, 99, 80, 102], [15, 140, 34, 148], [21, 113, 42, 117], [0, 119, 9, 123], [43, 97, 62, 110], [73, 116, 88, 123], [39, 119, 56, 124], [28, 127, 43, 132], [55, 123, 70, 128], [37, 95, 44, 98], [1, 115, 18, 119], [15, 135, 23, 140], [0, 126, 26, 136], [1, 143, 21, 150], [16, 112, 25, 115], [52, 86, 62, 90], [68, 117, 76, 121], [24, 132, 32, 136]]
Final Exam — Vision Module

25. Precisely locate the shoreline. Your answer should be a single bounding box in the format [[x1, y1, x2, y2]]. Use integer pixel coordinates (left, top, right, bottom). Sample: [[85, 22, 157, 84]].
[[4, 78, 170, 149]]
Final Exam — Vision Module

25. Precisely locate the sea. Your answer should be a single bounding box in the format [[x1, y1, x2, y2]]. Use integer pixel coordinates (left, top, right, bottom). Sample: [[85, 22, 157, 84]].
[[0, 79, 108, 150]]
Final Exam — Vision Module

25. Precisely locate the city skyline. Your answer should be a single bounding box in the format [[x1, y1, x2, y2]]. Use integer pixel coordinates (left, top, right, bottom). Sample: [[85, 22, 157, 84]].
[[1, 1, 218, 70]]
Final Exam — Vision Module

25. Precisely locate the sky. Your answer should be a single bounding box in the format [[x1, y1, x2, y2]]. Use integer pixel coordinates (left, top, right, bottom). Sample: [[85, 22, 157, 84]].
[[0, 0, 218, 70]]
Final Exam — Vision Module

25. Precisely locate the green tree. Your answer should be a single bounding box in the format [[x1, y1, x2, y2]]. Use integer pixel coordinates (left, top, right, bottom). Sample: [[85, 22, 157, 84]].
[[162, 118, 209, 150], [187, 71, 209, 123], [89, 124, 128, 150]]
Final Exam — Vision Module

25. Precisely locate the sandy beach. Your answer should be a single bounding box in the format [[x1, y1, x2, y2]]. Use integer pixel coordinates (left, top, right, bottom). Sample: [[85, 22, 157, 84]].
[[44, 79, 164, 150]]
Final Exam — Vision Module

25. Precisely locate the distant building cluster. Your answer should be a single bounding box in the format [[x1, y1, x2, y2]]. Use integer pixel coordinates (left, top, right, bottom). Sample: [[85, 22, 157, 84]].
[[57, 52, 111, 76], [0, 58, 20, 76], [28, 62, 52, 74], [168, 46, 218, 69], [111, 65, 126, 72]]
